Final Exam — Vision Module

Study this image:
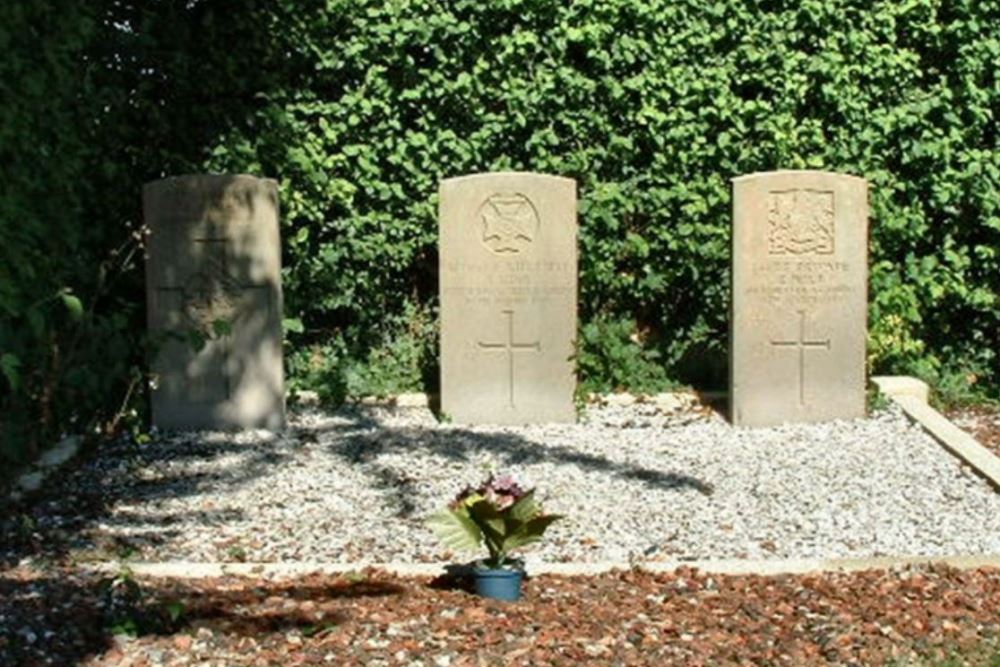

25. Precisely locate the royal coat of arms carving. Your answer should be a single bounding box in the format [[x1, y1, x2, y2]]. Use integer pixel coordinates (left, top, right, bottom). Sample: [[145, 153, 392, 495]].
[[767, 189, 835, 255]]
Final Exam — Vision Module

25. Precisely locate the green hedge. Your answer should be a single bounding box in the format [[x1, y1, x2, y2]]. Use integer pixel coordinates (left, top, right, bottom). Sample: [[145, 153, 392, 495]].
[[0, 2, 142, 464], [1, 0, 997, 461]]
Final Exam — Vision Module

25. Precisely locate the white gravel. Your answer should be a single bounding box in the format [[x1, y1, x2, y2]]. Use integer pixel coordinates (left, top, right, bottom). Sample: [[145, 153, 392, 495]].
[[22, 400, 1000, 564]]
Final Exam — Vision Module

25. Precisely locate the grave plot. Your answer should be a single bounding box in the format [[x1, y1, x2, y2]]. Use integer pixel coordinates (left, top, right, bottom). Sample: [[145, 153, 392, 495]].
[[7, 399, 1000, 566]]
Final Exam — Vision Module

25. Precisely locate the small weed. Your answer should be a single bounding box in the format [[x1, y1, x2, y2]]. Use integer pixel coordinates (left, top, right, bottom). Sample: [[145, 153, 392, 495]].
[[343, 570, 366, 584], [101, 567, 143, 637], [867, 385, 890, 413], [99, 568, 189, 638], [226, 546, 248, 562], [116, 543, 139, 561], [164, 600, 186, 625], [301, 622, 337, 638]]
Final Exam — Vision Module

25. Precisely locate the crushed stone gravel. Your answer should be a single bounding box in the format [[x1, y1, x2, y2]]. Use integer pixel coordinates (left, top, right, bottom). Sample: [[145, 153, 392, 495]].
[[4, 401, 1000, 566]]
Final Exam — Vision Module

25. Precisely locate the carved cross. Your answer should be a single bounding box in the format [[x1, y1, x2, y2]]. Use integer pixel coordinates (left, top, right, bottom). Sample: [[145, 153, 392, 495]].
[[477, 309, 540, 408], [770, 310, 831, 406]]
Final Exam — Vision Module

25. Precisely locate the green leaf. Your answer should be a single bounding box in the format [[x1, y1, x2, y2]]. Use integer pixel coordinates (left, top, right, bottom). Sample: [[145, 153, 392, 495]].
[[165, 601, 186, 623], [502, 514, 562, 553], [426, 509, 482, 553], [283, 317, 305, 334], [507, 490, 541, 524], [186, 329, 208, 353], [211, 318, 232, 338], [468, 499, 505, 539], [61, 291, 83, 321], [468, 500, 507, 561], [1, 353, 21, 391], [27, 308, 45, 337]]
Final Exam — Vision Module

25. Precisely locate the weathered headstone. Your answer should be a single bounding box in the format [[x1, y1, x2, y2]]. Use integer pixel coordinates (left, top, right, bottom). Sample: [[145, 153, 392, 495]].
[[144, 174, 285, 430], [730, 170, 869, 426], [439, 172, 577, 424]]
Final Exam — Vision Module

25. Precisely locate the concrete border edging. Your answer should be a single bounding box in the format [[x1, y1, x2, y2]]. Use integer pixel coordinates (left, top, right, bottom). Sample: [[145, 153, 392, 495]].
[[8, 435, 83, 501], [290, 390, 701, 412], [873, 375, 1000, 490], [82, 552, 1000, 580]]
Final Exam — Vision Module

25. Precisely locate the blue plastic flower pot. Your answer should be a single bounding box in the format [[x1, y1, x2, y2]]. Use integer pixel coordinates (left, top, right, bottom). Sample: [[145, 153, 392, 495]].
[[473, 566, 524, 601]]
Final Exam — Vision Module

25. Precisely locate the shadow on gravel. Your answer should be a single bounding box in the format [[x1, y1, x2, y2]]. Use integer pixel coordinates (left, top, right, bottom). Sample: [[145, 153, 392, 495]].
[[0, 432, 294, 568], [308, 407, 715, 518], [0, 570, 402, 666], [175, 578, 401, 634], [0, 405, 713, 568], [0, 572, 113, 667]]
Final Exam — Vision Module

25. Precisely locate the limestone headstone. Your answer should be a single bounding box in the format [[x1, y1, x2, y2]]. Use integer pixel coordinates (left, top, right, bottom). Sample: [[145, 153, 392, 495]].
[[144, 174, 285, 430], [439, 172, 577, 424], [730, 170, 869, 426]]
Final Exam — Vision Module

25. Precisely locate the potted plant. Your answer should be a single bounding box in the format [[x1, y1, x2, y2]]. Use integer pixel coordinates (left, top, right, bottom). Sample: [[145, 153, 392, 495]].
[[427, 473, 562, 601]]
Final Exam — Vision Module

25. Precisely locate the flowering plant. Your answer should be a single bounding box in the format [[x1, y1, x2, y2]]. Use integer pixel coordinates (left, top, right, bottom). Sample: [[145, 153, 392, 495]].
[[427, 473, 562, 569]]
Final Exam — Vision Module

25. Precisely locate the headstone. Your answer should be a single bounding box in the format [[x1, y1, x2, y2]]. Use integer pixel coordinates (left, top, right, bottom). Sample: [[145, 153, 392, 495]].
[[439, 172, 577, 424], [730, 170, 869, 426], [144, 174, 285, 430]]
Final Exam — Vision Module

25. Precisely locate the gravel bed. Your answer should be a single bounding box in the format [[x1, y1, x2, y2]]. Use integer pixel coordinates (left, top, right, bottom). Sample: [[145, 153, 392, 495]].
[[12, 401, 1000, 565]]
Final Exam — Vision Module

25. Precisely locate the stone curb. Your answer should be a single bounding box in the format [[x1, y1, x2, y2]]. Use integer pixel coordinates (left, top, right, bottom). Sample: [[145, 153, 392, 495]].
[[292, 390, 701, 411], [873, 375, 1000, 491], [7, 435, 83, 502], [82, 553, 1000, 580]]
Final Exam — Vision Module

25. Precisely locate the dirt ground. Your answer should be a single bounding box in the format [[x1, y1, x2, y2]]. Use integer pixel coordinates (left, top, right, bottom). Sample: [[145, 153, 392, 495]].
[[2, 564, 1000, 666]]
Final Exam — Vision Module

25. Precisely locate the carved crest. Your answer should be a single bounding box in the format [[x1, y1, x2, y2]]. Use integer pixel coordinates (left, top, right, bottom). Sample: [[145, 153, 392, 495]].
[[767, 190, 834, 255], [180, 255, 241, 329], [479, 193, 539, 254]]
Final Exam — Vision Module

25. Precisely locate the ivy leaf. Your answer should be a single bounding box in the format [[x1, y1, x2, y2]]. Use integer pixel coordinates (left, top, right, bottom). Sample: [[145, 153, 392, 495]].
[[283, 317, 305, 334], [186, 329, 208, 353], [61, 291, 84, 321], [211, 318, 232, 338], [1, 353, 21, 391], [26, 309, 45, 337]]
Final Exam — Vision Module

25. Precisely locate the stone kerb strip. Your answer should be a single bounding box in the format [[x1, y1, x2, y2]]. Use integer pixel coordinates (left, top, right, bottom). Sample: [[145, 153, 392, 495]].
[[144, 174, 286, 430], [8, 435, 82, 500], [874, 375, 1000, 491], [730, 170, 869, 427], [86, 553, 1000, 580], [439, 172, 578, 425]]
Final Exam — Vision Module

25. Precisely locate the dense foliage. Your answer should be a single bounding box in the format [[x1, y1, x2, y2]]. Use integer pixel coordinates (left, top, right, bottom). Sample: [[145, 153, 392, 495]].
[[1, 0, 997, 463]]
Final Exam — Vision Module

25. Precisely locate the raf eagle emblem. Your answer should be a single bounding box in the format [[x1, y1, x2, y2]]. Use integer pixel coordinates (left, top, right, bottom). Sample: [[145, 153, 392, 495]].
[[479, 193, 539, 254]]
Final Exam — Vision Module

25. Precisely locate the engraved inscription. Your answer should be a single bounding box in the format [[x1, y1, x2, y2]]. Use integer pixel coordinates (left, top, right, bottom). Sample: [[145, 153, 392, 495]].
[[770, 310, 831, 406], [768, 190, 834, 255], [748, 259, 853, 307], [479, 193, 539, 254], [477, 310, 540, 408]]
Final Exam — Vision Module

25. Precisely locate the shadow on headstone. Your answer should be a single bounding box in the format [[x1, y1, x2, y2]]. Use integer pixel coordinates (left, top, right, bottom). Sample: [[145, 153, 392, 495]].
[[144, 174, 286, 431]]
